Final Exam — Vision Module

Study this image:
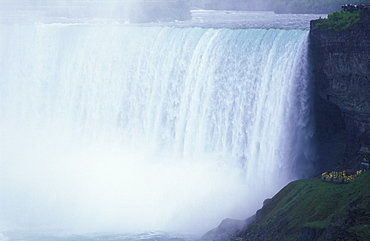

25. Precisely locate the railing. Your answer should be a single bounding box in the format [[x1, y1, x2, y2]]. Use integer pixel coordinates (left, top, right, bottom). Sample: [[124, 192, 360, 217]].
[[342, 4, 370, 12]]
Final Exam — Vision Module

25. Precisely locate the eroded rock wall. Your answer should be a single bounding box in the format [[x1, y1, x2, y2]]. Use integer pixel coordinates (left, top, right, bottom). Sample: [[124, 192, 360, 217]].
[[310, 21, 370, 167]]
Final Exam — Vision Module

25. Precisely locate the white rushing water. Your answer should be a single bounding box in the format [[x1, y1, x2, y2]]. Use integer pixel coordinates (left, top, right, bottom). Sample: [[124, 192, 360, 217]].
[[0, 20, 315, 237]]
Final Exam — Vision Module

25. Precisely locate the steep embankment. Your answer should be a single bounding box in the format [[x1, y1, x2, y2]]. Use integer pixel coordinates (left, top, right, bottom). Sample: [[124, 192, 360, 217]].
[[310, 17, 370, 171], [234, 172, 370, 240]]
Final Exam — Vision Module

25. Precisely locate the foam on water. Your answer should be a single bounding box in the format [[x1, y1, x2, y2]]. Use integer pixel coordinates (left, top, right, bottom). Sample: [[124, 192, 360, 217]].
[[0, 23, 315, 235]]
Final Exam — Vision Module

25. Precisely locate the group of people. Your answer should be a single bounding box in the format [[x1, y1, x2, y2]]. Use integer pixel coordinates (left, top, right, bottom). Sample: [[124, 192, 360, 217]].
[[342, 3, 370, 11], [321, 169, 367, 183]]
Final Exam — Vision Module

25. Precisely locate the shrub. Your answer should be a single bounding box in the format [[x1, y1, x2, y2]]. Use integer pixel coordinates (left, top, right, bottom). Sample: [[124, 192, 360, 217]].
[[313, 10, 369, 31]]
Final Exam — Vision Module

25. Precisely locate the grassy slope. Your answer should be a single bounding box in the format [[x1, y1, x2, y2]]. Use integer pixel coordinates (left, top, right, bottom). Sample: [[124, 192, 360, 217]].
[[237, 172, 370, 240]]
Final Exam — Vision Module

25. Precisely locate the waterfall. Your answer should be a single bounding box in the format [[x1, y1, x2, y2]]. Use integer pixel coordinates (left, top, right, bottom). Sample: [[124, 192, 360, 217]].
[[0, 24, 314, 234]]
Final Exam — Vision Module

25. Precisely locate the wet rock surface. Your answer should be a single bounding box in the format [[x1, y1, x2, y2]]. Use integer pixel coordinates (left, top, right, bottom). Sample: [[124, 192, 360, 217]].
[[310, 21, 370, 167]]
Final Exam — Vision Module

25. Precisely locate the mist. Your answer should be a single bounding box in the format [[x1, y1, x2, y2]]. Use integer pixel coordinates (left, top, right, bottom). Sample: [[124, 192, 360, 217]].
[[0, 0, 131, 21], [0, 0, 273, 23], [0, 0, 192, 23], [1, 125, 257, 234], [0, 0, 315, 237], [190, 0, 272, 11]]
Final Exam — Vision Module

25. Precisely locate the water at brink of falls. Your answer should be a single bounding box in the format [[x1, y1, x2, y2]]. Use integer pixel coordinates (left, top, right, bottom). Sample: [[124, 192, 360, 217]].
[[0, 9, 324, 241]]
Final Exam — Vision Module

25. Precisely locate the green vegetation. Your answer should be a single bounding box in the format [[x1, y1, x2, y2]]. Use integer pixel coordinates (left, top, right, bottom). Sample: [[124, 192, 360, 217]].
[[303, 220, 330, 229], [237, 172, 370, 240], [272, 0, 370, 14], [313, 10, 370, 31]]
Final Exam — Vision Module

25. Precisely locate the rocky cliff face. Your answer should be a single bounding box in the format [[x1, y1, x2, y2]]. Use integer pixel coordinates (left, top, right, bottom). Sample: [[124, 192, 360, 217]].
[[309, 21, 370, 169]]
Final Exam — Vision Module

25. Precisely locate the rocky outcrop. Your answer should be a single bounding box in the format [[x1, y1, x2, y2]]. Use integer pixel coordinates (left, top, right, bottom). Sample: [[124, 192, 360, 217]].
[[309, 21, 370, 168], [201, 217, 255, 241]]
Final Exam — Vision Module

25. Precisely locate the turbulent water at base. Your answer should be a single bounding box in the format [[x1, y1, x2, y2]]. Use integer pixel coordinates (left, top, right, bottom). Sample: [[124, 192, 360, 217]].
[[0, 10, 317, 241]]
